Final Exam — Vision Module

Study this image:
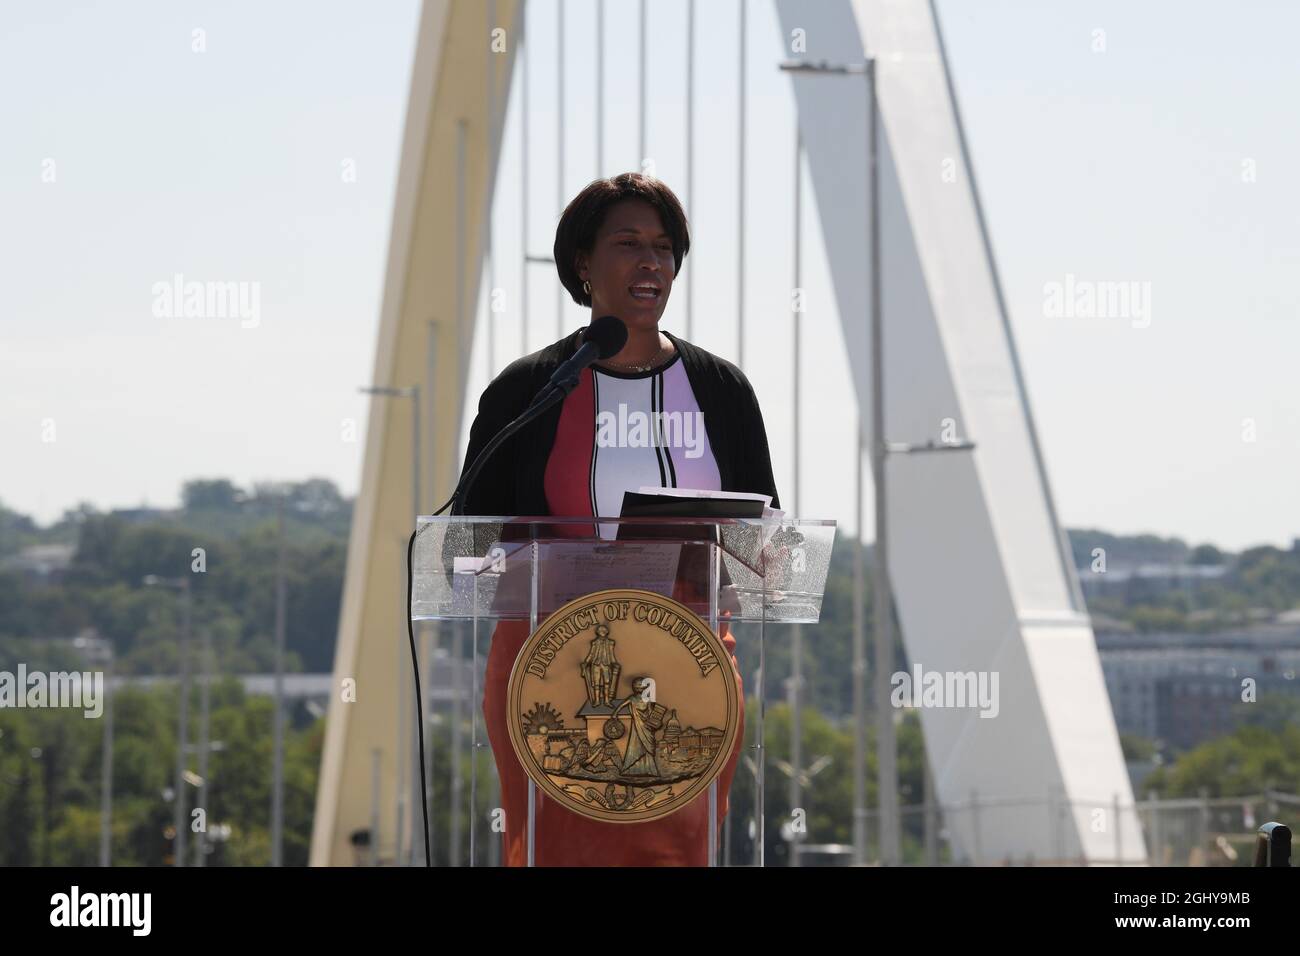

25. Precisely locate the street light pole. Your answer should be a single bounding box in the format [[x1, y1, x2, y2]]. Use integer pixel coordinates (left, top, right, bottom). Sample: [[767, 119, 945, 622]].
[[359, 384, 422, 864], [146, 574, 194, 867], [196, 626, 212, 866], [863, 55, 902, 868], [177, 578, 192, 867], [271, 494, 286, 865], [790, 120, 804, 869], [777, 54, 884, 865], [778, 57, 979, 866], [778, 55, 912, 865], [407, 386, 423, 866], [852, 416, 867, 865], [75, 634, 115, 867], [99, 642, 114, 867]]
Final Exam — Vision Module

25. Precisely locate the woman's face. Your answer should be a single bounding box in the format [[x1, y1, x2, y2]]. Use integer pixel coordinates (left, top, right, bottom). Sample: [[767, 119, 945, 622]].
[[576, 198, 676, 333]]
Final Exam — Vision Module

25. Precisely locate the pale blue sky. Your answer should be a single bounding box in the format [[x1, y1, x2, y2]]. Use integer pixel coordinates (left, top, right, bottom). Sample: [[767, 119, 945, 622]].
[[3, 0, 1297, 551]]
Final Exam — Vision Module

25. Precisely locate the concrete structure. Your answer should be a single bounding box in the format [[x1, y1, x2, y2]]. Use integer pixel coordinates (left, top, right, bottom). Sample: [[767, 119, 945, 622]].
[[770, 0, 1143, 862], [311, 0, 519, 867]]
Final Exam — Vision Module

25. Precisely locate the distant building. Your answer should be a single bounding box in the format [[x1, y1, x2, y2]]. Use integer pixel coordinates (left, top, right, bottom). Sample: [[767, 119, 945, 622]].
[[0, 543, 76, 585], [110, 506, 172, 524], [1096, 625, 1300, 750], [674, 726, 723, 759], [111, 672, 336, 703], [663, 710, 681, 748], [1079, 562, 1228, 601]]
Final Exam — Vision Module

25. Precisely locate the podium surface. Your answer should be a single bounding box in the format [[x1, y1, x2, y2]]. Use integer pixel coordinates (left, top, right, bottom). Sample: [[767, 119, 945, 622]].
[[410, 515, 835, 866]]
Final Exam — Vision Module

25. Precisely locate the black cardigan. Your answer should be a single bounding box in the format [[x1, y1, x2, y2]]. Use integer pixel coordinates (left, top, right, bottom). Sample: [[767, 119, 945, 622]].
[[457, 328, 781, 516]]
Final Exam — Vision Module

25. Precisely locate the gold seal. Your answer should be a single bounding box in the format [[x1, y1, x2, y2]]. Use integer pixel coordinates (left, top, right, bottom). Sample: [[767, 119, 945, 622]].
[[506, 588, 739, 824]]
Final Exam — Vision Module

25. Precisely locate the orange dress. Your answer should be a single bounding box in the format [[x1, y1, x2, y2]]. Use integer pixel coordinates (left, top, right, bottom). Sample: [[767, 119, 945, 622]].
[[483, 606, 745, 866], [475, 353, 753, 865]]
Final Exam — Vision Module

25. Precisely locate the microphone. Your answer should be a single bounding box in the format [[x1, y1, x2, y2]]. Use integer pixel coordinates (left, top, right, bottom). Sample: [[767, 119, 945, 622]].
[[527, 315, 628, 409]]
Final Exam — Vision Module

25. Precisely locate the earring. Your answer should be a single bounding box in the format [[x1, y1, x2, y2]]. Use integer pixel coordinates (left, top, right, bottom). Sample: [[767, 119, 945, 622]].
[[582, 279, 592, 296]]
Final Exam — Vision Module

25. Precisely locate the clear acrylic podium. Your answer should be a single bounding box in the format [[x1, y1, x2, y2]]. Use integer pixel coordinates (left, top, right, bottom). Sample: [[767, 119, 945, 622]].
[[411, 514, 835, 866]]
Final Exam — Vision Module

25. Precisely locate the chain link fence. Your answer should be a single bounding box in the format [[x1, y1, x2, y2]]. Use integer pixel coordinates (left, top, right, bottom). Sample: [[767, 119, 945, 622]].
[[820, 789, 1300, 866]]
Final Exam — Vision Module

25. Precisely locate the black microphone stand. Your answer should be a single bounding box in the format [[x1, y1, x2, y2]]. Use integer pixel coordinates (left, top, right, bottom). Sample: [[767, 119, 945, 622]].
[[449, 378, 574, 516], [404, 350, 590, 867]]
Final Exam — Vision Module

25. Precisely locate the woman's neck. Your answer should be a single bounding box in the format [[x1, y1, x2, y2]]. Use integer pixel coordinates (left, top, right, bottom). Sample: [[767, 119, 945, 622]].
[[602, 323, 671, 366]]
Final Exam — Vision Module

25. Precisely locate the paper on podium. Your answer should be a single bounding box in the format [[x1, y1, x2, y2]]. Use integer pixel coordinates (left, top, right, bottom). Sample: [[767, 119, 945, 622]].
[[632, 486, 787, 545], [634, 485, 772, 508]]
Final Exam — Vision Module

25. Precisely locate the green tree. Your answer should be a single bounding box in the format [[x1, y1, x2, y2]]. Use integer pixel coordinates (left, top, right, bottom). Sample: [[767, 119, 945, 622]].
[[1142, 723, 1300, 798], [182, 479, 245, 512]]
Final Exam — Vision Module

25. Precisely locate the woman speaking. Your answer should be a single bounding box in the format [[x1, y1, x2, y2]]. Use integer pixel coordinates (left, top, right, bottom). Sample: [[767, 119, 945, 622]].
[[460, 172, 780, 866]]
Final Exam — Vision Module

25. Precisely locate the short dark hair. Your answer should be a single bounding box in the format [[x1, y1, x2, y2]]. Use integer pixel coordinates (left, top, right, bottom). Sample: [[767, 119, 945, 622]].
[[553, 172, 691, 307]]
